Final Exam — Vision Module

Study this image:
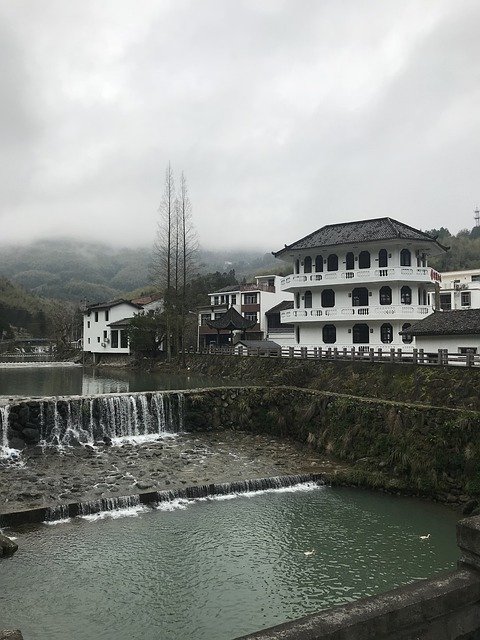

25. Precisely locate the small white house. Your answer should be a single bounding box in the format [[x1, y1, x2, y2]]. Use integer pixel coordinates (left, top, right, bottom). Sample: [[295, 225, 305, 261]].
[[83, 299, 143, 357]]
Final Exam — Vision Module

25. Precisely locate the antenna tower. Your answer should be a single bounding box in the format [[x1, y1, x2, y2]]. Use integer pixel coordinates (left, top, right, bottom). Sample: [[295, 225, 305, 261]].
[[475, 206, 480, 228]]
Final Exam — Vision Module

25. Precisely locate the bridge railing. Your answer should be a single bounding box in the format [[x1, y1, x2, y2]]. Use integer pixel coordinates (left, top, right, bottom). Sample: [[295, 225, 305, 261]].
[[187, 345, 480, 367]]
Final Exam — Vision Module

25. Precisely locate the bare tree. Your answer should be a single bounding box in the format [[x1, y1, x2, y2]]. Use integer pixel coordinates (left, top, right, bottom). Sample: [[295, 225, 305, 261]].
[[152, 163, 175, 359], [152, 166, 197, 363], [178, 172, 198, 364]]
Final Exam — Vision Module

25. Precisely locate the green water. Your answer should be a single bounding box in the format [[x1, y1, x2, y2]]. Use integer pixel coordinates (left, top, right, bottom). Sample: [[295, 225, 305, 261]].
[[0, 365, 233, 397], [0, 485, 458, 640]]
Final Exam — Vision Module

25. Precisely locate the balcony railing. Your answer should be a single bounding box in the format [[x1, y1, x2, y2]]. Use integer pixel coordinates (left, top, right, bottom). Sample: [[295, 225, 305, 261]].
[[281, 267, 441, 290], [280, 305, 432, 322]]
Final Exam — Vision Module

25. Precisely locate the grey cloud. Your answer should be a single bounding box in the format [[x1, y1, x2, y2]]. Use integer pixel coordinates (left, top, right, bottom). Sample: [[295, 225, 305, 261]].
[[0, 0, 478, 250]]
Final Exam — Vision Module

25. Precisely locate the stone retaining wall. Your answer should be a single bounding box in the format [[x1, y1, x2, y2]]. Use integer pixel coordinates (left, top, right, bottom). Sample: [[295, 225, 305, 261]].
[[182, 353, 480, 411]]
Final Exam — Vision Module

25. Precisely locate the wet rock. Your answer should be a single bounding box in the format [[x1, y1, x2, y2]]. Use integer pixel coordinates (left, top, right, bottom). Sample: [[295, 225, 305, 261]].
[[8, 437, 26, 450], [103, 436, 113, 446], [463, 500, 479, 516], [0, 534, 19, 557], [136, 481, 153, 490], [0, 630, 24, 639], [22, 428, 41, 445]]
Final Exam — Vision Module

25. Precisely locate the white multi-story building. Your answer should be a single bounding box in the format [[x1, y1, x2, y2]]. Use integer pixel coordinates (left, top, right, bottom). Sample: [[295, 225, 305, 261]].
[[273, 218, 446, 351], [428, 269, 480, 311], [197, 275, 294, 348]]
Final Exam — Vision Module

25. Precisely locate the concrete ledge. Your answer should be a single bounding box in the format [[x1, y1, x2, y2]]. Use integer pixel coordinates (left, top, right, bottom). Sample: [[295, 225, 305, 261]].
[[235, 568, 480, 640]]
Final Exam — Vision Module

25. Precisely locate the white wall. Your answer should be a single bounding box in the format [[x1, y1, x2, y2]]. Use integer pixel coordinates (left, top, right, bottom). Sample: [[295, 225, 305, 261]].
[[83, 302, 138, 354], [414, 335, 480, 353]]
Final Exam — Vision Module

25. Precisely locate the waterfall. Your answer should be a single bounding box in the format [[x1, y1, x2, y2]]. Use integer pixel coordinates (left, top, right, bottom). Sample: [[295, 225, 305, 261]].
[[0, 405, 10, 457], [2, 391, 185, 452], [34, 474, 325, 525]]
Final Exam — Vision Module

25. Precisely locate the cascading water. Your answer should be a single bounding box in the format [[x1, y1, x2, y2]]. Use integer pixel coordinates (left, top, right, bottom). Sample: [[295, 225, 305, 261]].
[[3, 391, 185, 452], [0, 405, 10, 457]]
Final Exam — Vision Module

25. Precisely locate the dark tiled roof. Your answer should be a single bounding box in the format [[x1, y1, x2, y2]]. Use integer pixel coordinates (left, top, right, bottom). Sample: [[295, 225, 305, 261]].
[[235, 340, 280, 349], [273, 218, 447, 256], [86, 299, 142, 311], [107, 317, 134, 327], [401, 309, 480, 336], [205, 307, 257, 330], [265, 300, 294, 314]]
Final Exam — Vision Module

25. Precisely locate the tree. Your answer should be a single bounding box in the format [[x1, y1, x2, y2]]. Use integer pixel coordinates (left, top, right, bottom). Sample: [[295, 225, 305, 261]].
[[151, 166, 198, 362], [127, 312, 166, 358]]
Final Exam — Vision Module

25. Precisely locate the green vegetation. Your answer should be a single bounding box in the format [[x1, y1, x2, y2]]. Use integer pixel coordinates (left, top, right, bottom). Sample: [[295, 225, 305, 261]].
[[0, 276, 56, 338], [425, 226, 480, 270]]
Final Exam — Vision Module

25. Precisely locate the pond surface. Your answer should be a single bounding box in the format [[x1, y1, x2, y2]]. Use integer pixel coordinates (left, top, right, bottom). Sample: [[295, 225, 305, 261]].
[[1, 485, 458, 640], [0, 365, 234, 397]]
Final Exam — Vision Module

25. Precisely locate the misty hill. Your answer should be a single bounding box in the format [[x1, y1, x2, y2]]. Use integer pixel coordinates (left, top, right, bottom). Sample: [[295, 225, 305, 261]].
[[0, 239, 280, 304], [0, 276, 56, 338]]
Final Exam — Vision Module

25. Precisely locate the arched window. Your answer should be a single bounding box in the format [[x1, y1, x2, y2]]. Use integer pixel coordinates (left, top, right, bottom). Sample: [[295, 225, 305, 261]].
[[321, 289, 335, 307], [346, 252, 354, 270], [378, 249, 388, 268], [323, 324, 336, 344], [304, 256, 312, 274], [352, 287, 369, 307], [380, 323, 393, 344], [327, 254, 338, 271], [295, 293, 300, 308], [296, 326, 301, 344], [295, 259, 300, 274], [402, 323, 413, 344], [315, 255, 323, 272], [401, 286, 412, 305], [400, 249, 411, 266], [304, 290, 312, 308], [379, 286, 392, 305], [358, 251, 370, 269], [353, 324, 369, 344]]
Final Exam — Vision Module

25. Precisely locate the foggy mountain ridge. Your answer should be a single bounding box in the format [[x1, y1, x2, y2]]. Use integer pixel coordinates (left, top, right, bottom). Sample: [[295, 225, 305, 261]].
[[0, 238, 278, 304]]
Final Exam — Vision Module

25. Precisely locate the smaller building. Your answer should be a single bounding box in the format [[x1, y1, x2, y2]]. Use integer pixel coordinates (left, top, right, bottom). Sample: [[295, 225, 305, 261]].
[[197, 275, 294, 348], [401, 309, 480, 355], [429, 269, 480, 311], [83, 299, 143, 356], [233, 339, 281, 355]]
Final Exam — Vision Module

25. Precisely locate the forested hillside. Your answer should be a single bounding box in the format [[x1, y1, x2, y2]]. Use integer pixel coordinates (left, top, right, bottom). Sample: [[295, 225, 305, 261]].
[[426, 227, 480, 271], [0, 277, 56, 338]]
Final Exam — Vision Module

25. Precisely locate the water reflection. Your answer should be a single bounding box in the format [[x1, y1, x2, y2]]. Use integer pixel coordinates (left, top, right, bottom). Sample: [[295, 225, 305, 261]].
[[0, 365, 236, 396]]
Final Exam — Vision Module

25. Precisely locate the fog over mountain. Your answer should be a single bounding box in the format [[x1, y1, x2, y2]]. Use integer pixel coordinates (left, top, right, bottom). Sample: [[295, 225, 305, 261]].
[[0, 1, 479, 250]]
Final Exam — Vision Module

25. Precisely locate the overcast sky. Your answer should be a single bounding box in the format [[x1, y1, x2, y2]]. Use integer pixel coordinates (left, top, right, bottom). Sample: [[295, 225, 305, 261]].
[[0, 0, 479, 251]]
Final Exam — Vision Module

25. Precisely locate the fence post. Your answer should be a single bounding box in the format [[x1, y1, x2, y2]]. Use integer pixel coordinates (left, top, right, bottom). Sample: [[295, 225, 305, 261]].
[[289, 347, 294, 359], [342, 347, 347, 359], [318, 347, 323, 359], [333, 347, 338, 360], [369, 348, 374, 362], [377, 348, 382, 361], [397, 348, 402, 362], [437, 349, 443, 365], [301, 347, 307, 359], [419, 348, 425, 364], [313, 347, 318, 358], [350, 347, 355, 360], [412, 348, 418, 364], [390, 348, 395, 362], [466, 352, 473, 368]]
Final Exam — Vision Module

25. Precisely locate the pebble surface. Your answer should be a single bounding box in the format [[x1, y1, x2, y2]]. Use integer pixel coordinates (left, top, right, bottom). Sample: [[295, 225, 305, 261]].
[[0, 431, 349, 514]]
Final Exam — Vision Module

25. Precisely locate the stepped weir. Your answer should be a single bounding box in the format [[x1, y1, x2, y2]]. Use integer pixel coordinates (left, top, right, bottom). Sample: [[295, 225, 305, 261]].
[[0, 391, 185, 455]]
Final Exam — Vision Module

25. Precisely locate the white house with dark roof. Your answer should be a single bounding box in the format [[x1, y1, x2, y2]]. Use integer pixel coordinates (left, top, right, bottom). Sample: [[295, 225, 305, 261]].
[[83, 299, 143, 356], [197, 275, 294, 348], [273, 218, 447, 351], [401, 309, 480, 355]]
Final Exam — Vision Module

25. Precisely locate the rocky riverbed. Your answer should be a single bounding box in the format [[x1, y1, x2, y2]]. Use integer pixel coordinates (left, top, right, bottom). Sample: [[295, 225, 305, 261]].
[[0, 431, 350, 515]]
